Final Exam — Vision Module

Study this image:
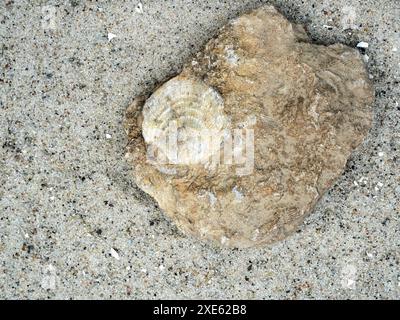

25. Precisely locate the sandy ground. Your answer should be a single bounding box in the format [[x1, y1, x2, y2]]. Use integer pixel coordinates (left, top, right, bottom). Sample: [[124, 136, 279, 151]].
[[0, 0, 399, 299]]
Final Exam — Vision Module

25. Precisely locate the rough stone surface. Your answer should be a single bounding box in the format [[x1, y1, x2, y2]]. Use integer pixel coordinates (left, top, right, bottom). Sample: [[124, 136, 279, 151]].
[[125, 6, 374, 247]]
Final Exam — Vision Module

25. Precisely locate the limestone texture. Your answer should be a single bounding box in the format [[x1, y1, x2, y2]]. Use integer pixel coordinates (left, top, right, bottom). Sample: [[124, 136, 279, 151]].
[[124, 5, 374, 248]]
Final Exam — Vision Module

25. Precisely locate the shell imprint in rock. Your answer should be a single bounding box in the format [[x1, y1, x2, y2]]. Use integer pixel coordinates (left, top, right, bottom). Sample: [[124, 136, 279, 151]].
[[124, 5, 374, 248], [142, 78, 229, 166]]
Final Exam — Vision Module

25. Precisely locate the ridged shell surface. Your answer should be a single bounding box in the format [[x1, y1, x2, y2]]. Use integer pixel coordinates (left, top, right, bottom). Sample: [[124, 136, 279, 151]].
[[142, 77, 229, 165]]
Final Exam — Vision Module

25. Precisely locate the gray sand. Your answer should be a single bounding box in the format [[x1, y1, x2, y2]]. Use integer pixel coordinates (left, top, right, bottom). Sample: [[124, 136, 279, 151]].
[[0, 0, 399, 299]]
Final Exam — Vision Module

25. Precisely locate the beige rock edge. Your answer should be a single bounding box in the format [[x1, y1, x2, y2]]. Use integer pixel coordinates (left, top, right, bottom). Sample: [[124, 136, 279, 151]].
[[124, 6, 374, 248]]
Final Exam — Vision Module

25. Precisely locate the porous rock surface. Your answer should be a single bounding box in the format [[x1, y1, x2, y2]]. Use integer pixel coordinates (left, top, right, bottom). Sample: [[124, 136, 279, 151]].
[[124, 5, 374, 248]]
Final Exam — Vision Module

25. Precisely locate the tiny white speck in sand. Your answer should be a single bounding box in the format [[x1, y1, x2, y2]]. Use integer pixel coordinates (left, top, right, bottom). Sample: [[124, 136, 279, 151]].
[[135, 2, 143, 14], [110, 248, 120, 260], [374, 182, 383, 192], [357, 42, 369, 49], [107, 32, 117, 41], [359, 176, 368, 185]]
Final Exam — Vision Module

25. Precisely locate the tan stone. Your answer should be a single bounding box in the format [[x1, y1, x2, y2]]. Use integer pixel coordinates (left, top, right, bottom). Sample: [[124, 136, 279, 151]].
[[124, 6, 374, 247]]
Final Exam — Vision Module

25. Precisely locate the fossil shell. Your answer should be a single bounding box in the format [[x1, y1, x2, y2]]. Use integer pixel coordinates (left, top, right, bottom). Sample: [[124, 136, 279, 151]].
[[125, 5, 374, 248], [142, 77, 229, 166]]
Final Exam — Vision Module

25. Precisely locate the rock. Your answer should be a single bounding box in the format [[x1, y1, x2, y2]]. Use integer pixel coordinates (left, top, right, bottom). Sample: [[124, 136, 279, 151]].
[[124, 6, 374, 248]]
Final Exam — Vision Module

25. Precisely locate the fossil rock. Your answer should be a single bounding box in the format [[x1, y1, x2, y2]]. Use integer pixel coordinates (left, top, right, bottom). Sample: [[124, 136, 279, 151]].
[[142, 78, 229, 167], [124, 6, 374, 247]]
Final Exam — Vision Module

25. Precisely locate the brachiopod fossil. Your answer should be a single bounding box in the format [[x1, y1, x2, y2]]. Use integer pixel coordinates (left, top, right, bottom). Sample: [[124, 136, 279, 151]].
[[142, 77, 229, 167], [125, 6, 374, 247]]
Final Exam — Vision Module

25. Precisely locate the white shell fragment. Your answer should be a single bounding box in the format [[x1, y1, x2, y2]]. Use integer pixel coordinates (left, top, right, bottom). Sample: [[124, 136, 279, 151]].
[[357, 41, 369, 49], [135, 2, 143, 14], [107, 32, 117, 41]]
